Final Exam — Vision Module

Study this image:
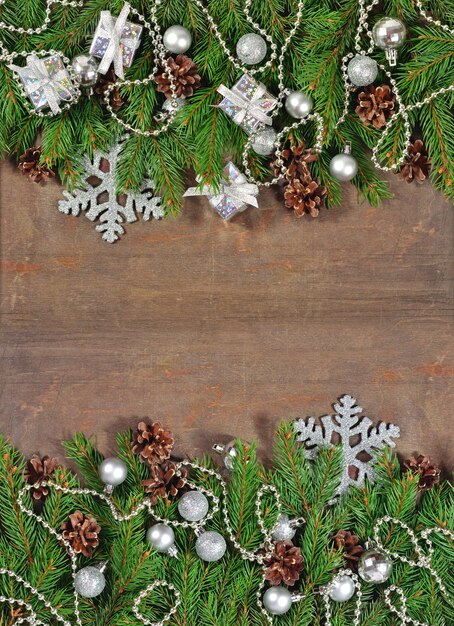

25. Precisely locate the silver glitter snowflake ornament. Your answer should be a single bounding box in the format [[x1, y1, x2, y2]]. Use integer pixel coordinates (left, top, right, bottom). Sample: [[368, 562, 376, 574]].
[[294, 394, 400, 495], [58, 140, 163, 243]]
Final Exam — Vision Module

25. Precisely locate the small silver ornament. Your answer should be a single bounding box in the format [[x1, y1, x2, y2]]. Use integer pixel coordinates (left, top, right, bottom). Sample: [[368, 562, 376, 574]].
[[263, 586, 293, 615], [372, 17, 406, 66], [195, 531, 226, 562], [178, 490, 209, 522], [285, 91, 313, 119], [74, 564, 106, 598], [71, 54, 99, 88], [272, 514, 296, 541], [146, 523, 176, 554], [328, 574, 356, 602], [252, 128, 277, 156], [162, 97, 186, 113], [236, 33, 267, 65], [347, 55, 378, 87], [329, 146, 358, 182], [213, 441, 245, 470], [98, 457, 128, 490], [163, 25, 192, 54], [358, 548, 392, 583]]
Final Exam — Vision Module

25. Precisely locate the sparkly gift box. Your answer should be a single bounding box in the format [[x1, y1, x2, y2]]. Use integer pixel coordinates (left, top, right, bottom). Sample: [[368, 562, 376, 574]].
[[16, 55, 74, 111], [209, 162, 249, 221], [89, 16, 142, 69], [218, 74, 277, 135]]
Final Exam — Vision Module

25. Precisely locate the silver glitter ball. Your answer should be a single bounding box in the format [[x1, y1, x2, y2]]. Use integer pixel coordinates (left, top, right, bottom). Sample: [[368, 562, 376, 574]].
[[358, 549, 393, 583], [146, 523, 175, 553], [163, 25, 192, 54], [71, 54, 99, 88], [272, 514, 296, 541], [347, 54, 378, 87], [252, 128, 278, 156], [74, 566, 106, 598], [195, 531, 226, 562], [263, 586, 292, 615], [328, 574, 356, 602], [98, 457, 128, 487], [236, 33, 267, 65], [178, 490, 209, 522], [329, 151, 358, 182], [372, 17, 406, 50], [285, 91, 313, 119]]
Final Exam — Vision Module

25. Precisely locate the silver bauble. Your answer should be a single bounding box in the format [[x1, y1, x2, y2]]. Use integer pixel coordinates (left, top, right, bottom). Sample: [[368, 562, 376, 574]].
[[329, 151, 358, 182], [162, 97, 186, 113], [195, 531, 226, 562], [178, 490, 209, 522], [252, 128, 277, 156], [71, 54, 99, 88], [372, 17, 406, 50], [271, 514, 296, 541], [146, 523, 175, 553], [236, 33, 267, 65], [74, 566, 106, 598], [328, 574, 356, 602], [285, 91, 313, 119], [347, 55, 378, 87], [263, 586, 293, 615], [358, 549, 393, 583], [163, 25, 192, 54], [98, 457, 128, 487], [213, 441, 248, 470]]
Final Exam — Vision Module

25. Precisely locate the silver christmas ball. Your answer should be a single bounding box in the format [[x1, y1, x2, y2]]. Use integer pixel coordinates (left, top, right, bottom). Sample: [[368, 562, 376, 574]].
[[146, 523, 175, 553], [328, 574, 356, 602], [329, 151, 358, 182], [178, 490, 209, 522], [74, 566, 106, 598], [263, 586, 293, 615], [252, 128, 278, 156], [358, 549, 393, 583], [272, 514, 296, 541], [98, 457, 128, 487], [236, 33, 267, 65], [347, 54, 378, 87], [372, 17, 406, 50], [163, 25, 192, 54], [285, 91, 313, 119], [162, 97, 186, 113], [71, 54, 99, 88], [195, 531, 226, 562]]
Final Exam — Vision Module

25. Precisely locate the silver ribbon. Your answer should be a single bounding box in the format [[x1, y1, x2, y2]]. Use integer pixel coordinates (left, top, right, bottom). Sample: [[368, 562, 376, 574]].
[[217, 82, 273, 126], [96, 3, 136, 79], [9, 54, 69, 114], [184, 179, 259, 209]]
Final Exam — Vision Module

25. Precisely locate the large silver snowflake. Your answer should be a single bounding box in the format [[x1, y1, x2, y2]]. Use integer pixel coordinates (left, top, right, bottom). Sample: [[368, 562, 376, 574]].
[[58, 141, 163, 243], [294, 394, 400, 495]]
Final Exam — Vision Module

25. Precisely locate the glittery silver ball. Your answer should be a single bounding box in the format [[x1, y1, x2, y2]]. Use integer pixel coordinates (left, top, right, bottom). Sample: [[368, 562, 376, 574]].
[[71, 54, 99, 88], [271, 514, 296, 541], [372, 17, 406, 50], [236, 33, 267, 65], [146, 523, 175, 553], [329, 151, 358, 182], [178, 490, 209, 522], [195, 531, 226, 562], [74, 566, 106, 598], [328, 574, 356, 602], [358, 549, 393, 583], [98, 457, 128, 487], [347, 54, 378, 87], [252, 128, 277, 156], [163, 25, 192, 54], [285, 91, 313, 119], [263, 586, 293, 615]]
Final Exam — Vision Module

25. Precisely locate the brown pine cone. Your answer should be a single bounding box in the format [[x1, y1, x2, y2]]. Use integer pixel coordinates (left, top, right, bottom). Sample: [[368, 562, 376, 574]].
[[355, 84, 396, 129], [94, 66, 126, 111], [403, 454, 440, 491], [333, 530, 364, 570], [273, 142, 318, 180], [154, 55, 201, 99], [61, 511, 101, 557], [263, 540, 304, 586], [24, 454, 61, 501], [398, 139, 431, 184], [18, 146, 55, 183], [132, 421, 174, 465], [142, 461, 188, 505], [284, 175, 327, 218]]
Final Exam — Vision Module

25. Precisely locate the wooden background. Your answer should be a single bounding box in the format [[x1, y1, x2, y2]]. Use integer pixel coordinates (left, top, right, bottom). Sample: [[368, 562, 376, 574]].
[[0, 159, 453, 470]]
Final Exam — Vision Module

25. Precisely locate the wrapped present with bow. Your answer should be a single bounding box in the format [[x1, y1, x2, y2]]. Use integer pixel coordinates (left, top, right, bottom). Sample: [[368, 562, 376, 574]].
[[183, 162, 259, 221], [8, 54, 75, 114], [90, 2, 142, 79], [217, 74, 278, 135]]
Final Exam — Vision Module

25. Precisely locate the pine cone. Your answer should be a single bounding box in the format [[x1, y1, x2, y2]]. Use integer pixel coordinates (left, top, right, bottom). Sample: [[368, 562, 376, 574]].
[[142, 461, 188, 505], [333, 530, 364, 570], [94, 66, 126, 111], [273, 142, 318, 180], [284, 175, 327, 218], [24, 455, 60, 501], [154, 55, 201, 99], [355, 84, 395, 129], [132, 421, 174, 465], [61, 511, 101, 557], [263, 540, 304, 586], [18, 146, 55, 183], [398, 139, 431, 183], [404, 454, 440, 491]]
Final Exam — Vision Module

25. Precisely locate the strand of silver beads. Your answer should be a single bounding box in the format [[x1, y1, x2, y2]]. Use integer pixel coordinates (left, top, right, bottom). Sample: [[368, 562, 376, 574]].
[[0, 0, 82, 37], [321, 569, 362, 626], [415, 0, 454, 35]]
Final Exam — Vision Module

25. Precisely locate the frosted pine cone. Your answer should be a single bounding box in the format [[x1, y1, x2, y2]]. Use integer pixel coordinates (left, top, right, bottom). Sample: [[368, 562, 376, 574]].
[[132, 421, 174, 465], [263, 540, 304, 586], [142, 461, 188, 504], [154, 55, 201, 99], [24, 454, 60, 501], [61, 511, 101, 557]]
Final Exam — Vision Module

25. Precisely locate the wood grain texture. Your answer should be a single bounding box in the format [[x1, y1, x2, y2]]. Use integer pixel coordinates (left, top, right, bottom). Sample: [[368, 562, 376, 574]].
[[0, 158, 453, 470]]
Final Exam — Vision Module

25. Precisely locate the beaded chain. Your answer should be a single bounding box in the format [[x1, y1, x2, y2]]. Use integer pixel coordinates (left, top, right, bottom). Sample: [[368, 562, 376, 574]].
[[321, 569, 362, 626]]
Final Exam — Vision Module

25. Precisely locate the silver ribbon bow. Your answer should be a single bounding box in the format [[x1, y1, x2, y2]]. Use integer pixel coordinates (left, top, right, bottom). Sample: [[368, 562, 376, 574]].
[[184, 180, 259, 208], [217, 83, 273, 126], [97, 2, 136, 79]]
